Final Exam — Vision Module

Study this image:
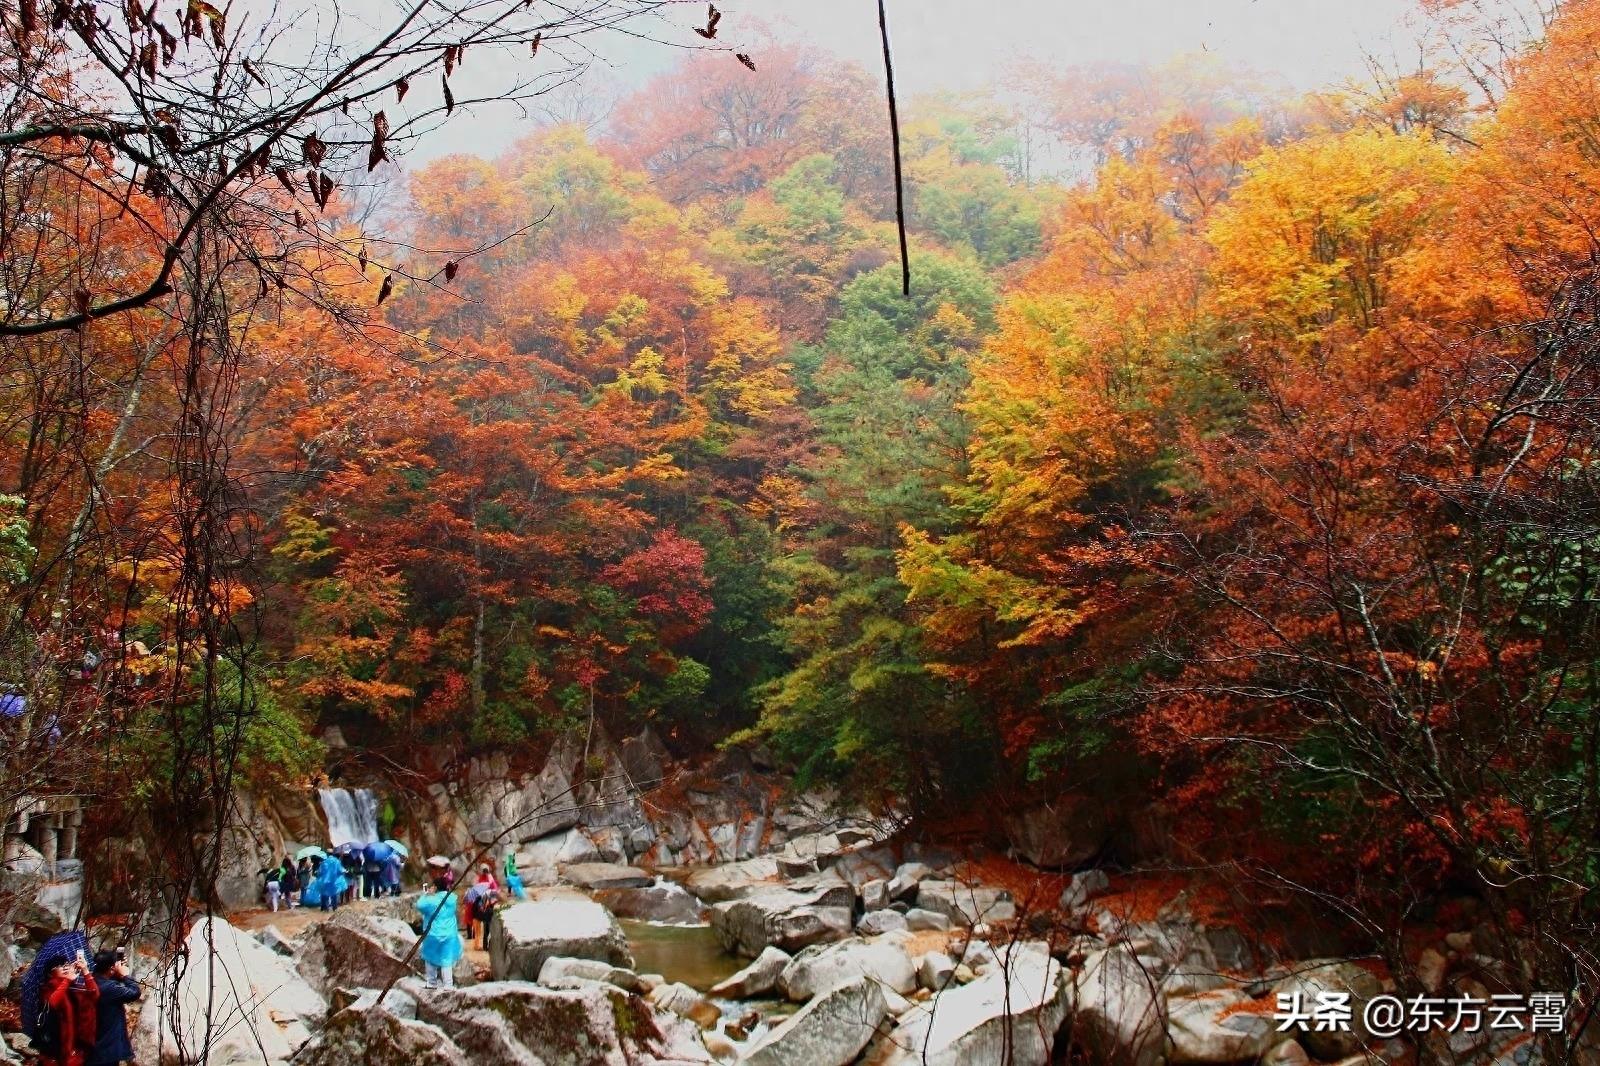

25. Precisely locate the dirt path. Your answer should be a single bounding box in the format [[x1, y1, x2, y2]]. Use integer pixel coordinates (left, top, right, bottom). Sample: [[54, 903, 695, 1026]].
[[230, 896, 493, 975]]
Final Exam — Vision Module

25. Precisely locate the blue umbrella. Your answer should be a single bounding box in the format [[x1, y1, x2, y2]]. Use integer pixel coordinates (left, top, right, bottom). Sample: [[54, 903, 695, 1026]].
[[21, 929, 87, 1039], [365, 841, 395, 864]]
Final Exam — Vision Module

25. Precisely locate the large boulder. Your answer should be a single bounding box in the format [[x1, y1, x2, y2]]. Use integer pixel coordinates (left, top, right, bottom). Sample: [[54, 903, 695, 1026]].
[[772, 833, 850, 878], [461, 739, 584, 847], [488, 892, 633, 981], [856, 910, 907, 936], [1167, 990, 1290, 1064], [741, 976, 887, 1066], [1066, 944, 1168, 1066], [1272, 960, 1384, 1059], [560, 862, 652, 890], [709, 885, 852, 957], [297, 911, 421, 996], [135, 916, 326, 1065], [298, 992, 467, 1066], [778, 938, 917, 1001], [881, 943, 1068, 1066], [646, 981, 721, 1029], [669, 856, 781, 903], [914, 881, 1016, 927], [3, 875, 83, 938], [619, 728, 671, 790], [518, 827, 603, 870], [594, 881, 704, 925], [411, 979, 711, 1065], [212, 788, 284, 911], [708, 946, 791, 999], [537, 956, 646, 994], [1003, 799, 1107, 869], [1061, 868, 1112, 911]]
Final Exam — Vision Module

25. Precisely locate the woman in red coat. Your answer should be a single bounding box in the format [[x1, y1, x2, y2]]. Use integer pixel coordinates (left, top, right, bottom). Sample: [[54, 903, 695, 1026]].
[[38, 954, 100, 1066]]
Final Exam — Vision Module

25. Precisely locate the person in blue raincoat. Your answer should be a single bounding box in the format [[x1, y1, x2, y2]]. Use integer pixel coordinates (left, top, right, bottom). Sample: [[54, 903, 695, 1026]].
[[414, 875, 463, 987], [316, 853, 346, 912]]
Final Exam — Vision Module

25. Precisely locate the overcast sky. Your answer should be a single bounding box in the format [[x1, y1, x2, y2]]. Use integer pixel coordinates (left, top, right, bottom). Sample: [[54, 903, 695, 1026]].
[[286, 0, 1511, 165]]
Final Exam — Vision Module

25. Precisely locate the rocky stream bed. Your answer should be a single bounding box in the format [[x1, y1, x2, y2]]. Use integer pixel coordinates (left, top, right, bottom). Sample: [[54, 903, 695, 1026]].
[[0, 730, 1556, 1066]]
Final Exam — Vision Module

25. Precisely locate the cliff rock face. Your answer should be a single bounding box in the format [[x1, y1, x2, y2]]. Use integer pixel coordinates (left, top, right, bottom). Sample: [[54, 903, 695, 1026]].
[[215, 725, 884, 914], [391, 728, 882, 883]]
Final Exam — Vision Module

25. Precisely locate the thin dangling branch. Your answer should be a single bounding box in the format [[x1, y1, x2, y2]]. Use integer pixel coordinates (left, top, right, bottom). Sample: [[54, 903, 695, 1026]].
[[878, 0, 910, 296]]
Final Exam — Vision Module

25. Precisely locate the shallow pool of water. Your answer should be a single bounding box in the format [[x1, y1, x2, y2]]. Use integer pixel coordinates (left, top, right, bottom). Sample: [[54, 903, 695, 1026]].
[[619, 919, 744, 992]]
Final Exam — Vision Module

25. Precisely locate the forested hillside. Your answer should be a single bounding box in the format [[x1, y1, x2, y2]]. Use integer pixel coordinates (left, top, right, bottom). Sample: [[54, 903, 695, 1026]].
[[2, 0, 1596, 1010]]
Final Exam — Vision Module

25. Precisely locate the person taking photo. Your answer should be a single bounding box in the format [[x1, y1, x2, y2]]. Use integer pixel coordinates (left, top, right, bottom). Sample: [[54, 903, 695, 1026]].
[[87, 950, 140, 1066]]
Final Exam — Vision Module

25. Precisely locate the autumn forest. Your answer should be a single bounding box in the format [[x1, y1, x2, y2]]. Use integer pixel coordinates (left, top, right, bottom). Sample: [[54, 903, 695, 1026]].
[[1, 0, 1598, 1048]]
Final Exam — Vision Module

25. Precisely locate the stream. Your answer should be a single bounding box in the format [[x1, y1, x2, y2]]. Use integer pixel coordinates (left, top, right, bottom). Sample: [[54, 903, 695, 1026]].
[[618, 919, 743, 992]]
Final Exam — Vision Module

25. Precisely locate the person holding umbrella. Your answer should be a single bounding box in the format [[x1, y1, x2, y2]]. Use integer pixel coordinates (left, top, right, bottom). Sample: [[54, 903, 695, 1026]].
[[281, 854, 301, 907], [23, 934, 99, 1066]]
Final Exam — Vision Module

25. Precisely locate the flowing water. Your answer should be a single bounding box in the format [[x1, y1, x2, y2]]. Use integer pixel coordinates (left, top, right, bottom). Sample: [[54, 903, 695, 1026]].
[[619, 919, 744, 993], [318, 787, 379, 847]]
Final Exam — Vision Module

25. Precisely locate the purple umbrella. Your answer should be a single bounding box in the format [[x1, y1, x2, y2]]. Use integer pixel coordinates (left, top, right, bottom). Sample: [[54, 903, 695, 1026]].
[[21, 929, 87, 1040]]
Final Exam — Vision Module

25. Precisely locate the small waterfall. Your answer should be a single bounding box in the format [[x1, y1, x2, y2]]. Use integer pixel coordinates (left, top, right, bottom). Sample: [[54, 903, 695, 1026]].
[[318, 787, 379, 847]]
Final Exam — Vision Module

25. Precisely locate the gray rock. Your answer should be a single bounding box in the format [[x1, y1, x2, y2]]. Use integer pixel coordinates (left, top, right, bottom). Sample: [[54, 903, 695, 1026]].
[[299, 995, 468, 1066], [412, 979, 712, 1064], [255, 924, 298, 957], [861, 878, 890, 911], [135, 916, 325, 1066], [297, 911, 421, 997], [585, 826, 631, 864], [1272, 960, 1384, 1060], [1167, 990, 1289, 1063], [488, 892, 633, 981], [905, 908, 952, 931], [1162, 969, 1232, 997], [742, 976, 887, 1066], [857, 910, 908, 936], [882, 943, 1068, 1066], [831, 847, 895, 888], [709, 886, 852, 957], [619, 727, 670, 790], [594, 881, 704, 925], [917, 951, 956, 991], [778, 937, 917, 1001], [735, 816, 767, 860], [887, 862, 934, 902], [1003, 800, 1107, 869], [1264, 1039, 1312, 1066], [708, 945, 791, 999], [773, 833, 847, 878], [915, 881, 1016, 926], [518, 827, 602, 868], [648, 981, 721, 1028], [537, 955, 645, 994], [560, 862, 653, 890], [671, 856, 781, 903], [1066, 944, 1167, 1066], [1060, 868, 1111, 911]]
